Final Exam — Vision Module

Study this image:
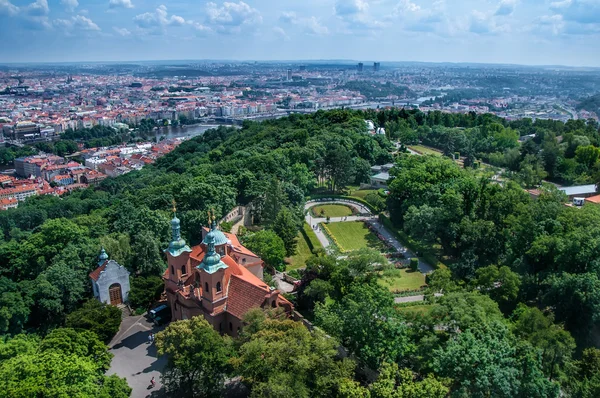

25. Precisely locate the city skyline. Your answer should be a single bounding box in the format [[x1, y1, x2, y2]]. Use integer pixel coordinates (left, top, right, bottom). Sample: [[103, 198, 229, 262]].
[[0, 0, 599, 66]]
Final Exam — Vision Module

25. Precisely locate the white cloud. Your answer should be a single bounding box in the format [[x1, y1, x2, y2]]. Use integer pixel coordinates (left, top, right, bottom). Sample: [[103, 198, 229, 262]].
[[25, 0, 49, 16], [72, 15, 100, 30], [205, 1, 262, 34], [551, 0, 600, 24], [495, 0, 517, 16], [279, 11, 328, 35], [54, 14, 100, 32], [273, 26, 290, 40], [394, 0, 421, 14], [60, 0, 78, 12], [335, 0, 385, 31], [109, 0, 133, 9], [113, 26, 131, 36], [133, 5, 186, 34], [0, 0, 19, 16]]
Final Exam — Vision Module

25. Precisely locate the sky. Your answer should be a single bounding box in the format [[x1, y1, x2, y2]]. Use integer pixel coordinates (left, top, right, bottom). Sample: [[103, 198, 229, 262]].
[[0, 0, 599, 66]]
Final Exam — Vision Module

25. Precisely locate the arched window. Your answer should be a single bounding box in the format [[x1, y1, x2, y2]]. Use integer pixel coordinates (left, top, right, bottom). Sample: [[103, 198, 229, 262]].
[[216, 281, 222, 293], [242, 258, 246, 264], [271, 300, 277, 308], [181, 265, 186, 275], [205, 282, 209, 293], [229, 322, 233, 331], [171, 265, 175, 275]]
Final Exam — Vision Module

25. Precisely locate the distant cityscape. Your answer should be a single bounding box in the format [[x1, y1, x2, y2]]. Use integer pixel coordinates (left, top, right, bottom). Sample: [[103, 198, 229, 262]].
[[1, 61, 599, 143], [1, 60, 599, 210], [0, 138, 183, 210]]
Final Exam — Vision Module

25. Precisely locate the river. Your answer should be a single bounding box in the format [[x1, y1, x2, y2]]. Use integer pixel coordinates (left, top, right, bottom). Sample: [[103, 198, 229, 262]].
[[153, 124, 236, 141]]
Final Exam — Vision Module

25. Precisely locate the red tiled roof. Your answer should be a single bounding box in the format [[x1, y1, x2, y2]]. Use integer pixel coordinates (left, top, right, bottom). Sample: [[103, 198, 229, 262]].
[[89, 261, 107, 281], [226, 275, 270, 319], [585, 195, 600, 204]]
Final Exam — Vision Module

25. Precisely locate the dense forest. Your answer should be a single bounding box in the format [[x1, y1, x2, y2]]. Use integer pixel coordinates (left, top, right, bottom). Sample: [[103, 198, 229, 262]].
[[2, 109, 600, 396], [364, 108, 600, 186]]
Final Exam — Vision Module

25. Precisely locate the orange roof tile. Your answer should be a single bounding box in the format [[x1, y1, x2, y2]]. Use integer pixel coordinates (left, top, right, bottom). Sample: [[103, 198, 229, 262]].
[[89, 261, 107, 281]]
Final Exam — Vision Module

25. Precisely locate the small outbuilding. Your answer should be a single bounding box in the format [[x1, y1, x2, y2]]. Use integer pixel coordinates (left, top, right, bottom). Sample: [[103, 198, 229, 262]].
[[89, 248, 130, 305]]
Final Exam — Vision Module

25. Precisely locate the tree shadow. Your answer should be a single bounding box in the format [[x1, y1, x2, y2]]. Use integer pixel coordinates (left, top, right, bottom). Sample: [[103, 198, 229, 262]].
[[141, 355, 167, 374], [111, 330, 148, 350]]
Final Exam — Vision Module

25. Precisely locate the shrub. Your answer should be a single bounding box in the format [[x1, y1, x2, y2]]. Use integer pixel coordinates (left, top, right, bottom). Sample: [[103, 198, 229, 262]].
[[410, 258, 419, 272]]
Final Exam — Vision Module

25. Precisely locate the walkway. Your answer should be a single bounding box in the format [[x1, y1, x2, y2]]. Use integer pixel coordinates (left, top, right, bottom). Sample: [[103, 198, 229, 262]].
[[394, 292, 442, 304], [304, 199, 435, 274]]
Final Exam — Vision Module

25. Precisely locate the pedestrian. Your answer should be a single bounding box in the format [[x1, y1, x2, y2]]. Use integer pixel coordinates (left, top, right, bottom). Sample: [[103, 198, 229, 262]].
[[151, 333, 154, 343], [148, 333, 152, 344], [150, 377, 156, 388]]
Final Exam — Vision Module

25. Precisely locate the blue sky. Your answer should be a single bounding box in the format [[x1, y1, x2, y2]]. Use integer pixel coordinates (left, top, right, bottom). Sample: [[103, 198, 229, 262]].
[[0, 0, 599, 66]]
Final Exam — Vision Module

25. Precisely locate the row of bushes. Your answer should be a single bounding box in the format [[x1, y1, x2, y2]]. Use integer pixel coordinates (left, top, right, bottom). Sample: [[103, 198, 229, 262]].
[[301, 223, 322, 253], [306, 195, 378, 213]]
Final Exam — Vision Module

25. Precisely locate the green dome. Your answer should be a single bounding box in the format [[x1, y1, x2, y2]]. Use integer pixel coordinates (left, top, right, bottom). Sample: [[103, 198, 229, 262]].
[[98, 247, 108, 266], [165, 213, 191, 257], [202, 224, 229, 246], [198, 229, 228, 274]]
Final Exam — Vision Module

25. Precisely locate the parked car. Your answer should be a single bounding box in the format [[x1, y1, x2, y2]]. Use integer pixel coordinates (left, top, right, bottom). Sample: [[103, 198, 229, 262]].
[[149, 304, 171, 326]]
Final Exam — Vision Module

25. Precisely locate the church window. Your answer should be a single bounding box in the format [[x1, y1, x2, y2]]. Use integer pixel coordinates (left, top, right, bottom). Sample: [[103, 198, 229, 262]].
[[205, 282, 209, 293], [216, 281, 222, 293], [171, 265, 174, 275], [242, 258, 246, 264], [229, 322, 233, 331], [272, 300, 277, 308], [181, 265, 186, 275]]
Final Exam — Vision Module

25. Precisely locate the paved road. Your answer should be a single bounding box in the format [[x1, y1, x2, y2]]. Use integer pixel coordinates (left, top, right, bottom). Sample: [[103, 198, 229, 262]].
[[394, 292, 443, 303], [108, 315, 167, 398]]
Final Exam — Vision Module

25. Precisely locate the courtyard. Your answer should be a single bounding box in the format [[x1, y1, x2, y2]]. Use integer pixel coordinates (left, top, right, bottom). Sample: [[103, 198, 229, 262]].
[[107, 314, 167, 398]]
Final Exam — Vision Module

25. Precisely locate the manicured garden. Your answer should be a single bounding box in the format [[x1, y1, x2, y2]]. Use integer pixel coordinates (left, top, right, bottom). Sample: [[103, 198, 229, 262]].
[[395, 304, 432, 316], [310, 204, 353, 218], [286, 223, 322, 270], [407, 145, 443, 156], [378, 268, 426, 292], [321, 221, 385, 252]]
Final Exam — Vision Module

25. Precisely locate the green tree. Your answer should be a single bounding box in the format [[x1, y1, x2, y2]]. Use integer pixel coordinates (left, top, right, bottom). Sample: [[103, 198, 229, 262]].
[[128, 275, 164, 310], [370, 362, 449, 398], [243, 230, 287, 271], [132, 230, 165, 276], [66, 299, 122, 344], [272, 207, 299, 256], [156, 316, 233, 398], [234, 312, 359, 398], [315, 284, 410, 370], [474, 265, 521, 308], [433, 322, 558, 398]]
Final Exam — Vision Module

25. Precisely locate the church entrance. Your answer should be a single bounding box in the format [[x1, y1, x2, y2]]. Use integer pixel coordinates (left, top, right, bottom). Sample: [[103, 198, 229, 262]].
[[109, 283, 123, 305]]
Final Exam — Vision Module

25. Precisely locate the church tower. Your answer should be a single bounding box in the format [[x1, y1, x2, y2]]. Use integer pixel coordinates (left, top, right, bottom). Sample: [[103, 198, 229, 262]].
[[164, 203, 192, 283], [197, 215, 228, 314]]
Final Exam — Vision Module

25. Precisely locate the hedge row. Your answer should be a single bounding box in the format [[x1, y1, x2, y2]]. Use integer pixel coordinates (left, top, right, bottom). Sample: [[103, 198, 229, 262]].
[[301, 222, 322, 252], [306, 195, 378, 213]]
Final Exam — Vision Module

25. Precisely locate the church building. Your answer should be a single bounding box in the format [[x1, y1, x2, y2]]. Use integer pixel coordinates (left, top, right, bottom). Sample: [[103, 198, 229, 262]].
[[89, 248, 131, 306], [163, 212, 293, 337]]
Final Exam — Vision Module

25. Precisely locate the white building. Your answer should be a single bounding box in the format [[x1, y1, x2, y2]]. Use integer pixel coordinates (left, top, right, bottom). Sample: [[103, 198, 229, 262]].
[[89, 248, 131, 306]]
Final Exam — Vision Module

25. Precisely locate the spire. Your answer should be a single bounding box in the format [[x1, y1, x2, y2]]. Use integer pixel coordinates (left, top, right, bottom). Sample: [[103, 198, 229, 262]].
[[198, 210, 228, 274], [98, 247, 108, 266], [165, 200, 191, 257]]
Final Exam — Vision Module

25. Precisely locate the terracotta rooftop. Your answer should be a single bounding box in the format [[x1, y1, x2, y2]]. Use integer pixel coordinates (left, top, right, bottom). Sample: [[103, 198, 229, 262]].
[[89, 261, 108, 281]]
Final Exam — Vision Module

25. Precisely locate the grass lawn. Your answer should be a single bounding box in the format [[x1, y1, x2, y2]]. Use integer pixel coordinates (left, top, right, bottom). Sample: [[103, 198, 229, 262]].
[[322, 221, 385, 252], [408, 145, 443, 156], [285, 224, 321, 270], [396, 304, 432, 316], [378, 268, 427, 292], [348, 189, 377, 199], [311, 204, 353, 218]]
